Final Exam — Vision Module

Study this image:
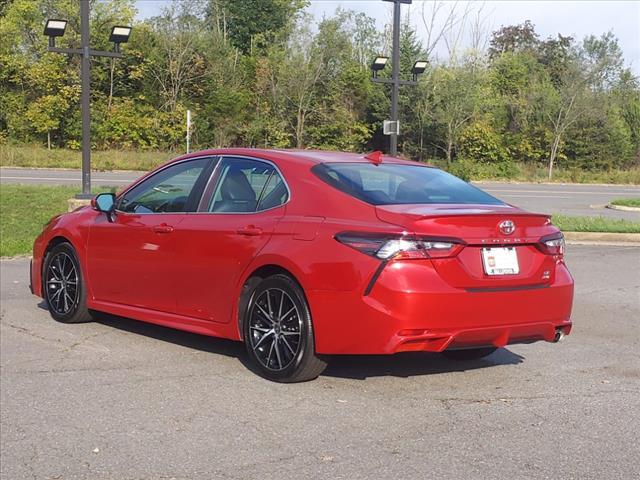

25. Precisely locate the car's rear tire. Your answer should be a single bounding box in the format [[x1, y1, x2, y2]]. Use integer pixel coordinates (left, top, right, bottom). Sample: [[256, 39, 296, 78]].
[[442, 347, 497, 361], [42, 242, 93, 324], [243, 274, 327, 383]]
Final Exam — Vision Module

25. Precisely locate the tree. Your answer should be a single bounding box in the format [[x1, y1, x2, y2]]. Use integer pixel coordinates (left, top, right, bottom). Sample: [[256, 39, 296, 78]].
[[489, 20, 539, 59], [279, 19, 324, 148], [217, 0, 306, 53], [397, 19, 428, 157], [490, 52, 545, 134], [305, 10, 376, 151], [146, 5, 207, 113], [542, 33, 625, 178], [538, 34, 573, 87], [614, 70, 640, 163], [425, 65, 483, 165], [0, 0, 79, 145]]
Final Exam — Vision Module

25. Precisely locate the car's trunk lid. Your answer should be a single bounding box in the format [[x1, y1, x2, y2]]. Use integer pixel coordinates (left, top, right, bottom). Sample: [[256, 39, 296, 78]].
[[375, 203, 558, 289]]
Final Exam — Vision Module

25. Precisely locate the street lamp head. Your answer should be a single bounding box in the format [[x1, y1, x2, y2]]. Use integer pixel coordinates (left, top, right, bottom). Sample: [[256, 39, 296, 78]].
[[411, 60, 429, 76], [44, 19, 68, 37], [44, 19, 67, 47], [109, 26, 132, 51], [372, 56, 389, 79], [372, 56, 389, 72]]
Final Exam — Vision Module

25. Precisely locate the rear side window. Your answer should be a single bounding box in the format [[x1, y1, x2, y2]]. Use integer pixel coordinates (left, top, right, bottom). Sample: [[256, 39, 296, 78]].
[[209, 158, 289, 213], [312, 162, 503, 205]]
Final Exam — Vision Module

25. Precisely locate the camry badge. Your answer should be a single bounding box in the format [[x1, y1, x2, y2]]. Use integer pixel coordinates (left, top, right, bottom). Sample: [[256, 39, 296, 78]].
[[499, 220, 515, 235]]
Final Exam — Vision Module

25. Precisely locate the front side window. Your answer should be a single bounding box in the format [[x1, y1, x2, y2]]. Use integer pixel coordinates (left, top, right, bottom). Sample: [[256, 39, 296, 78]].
[[312, 162, 504, 205], [209, 158, 289, 213], [118, 158, 210, 213]]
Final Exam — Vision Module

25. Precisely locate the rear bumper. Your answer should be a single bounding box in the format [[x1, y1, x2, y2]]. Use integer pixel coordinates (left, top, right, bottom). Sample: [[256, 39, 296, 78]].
[[386, 321, 571, 353], [309, 260, 574, 355]]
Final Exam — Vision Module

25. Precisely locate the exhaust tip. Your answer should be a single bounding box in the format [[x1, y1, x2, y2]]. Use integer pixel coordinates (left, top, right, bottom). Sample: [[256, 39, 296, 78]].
[[554, 328, 566, 343]]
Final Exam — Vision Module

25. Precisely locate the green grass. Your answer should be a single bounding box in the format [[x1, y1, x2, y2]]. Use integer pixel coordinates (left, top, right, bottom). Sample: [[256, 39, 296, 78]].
[[610, 198, 640, 208], [1, 144, 174, 171], [0, 184, 113, 257], [552, 214, 640, 234], [512, 164, 640, 185]]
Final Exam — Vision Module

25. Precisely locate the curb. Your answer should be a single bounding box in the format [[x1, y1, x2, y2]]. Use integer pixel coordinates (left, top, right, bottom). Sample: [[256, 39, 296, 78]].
[[607, 204, 640, 212], [564, 231, 640, 246], [0, 255, 32, 261]]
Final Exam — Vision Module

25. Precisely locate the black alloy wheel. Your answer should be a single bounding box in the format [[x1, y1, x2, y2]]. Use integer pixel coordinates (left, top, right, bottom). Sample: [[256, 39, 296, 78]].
[[43, 243, 93, 323], [244, 274, 327, 382]]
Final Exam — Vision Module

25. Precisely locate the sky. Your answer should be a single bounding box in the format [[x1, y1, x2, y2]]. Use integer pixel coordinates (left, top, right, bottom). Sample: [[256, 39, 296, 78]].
[[133, 0, 640, 73]]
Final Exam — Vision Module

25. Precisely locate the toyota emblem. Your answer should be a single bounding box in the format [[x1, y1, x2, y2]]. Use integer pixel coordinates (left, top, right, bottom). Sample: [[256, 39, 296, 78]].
[[499, 220, 515, 235]]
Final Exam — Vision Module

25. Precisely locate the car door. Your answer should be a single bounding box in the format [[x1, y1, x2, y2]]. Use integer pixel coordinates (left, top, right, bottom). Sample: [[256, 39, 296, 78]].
[[87, 156, 216, 313], [172, 156, 290, 323]]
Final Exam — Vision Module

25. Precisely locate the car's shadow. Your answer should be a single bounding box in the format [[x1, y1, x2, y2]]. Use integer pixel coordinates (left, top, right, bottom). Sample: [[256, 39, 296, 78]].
[[92, 311, 246, 360], [323, 349, 523, 380], [79, 309, 524, 380]]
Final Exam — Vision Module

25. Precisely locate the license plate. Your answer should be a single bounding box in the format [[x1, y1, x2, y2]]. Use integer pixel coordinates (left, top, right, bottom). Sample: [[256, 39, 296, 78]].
[[481, 247, 519, 275]]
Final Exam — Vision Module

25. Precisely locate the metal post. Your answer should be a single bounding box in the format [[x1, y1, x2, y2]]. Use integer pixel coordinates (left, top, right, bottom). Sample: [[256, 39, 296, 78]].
[[79, 0, 91, 198], [389, 0, 401, 156], [46, 2, 126, 199], [186, 110, 191, 154]]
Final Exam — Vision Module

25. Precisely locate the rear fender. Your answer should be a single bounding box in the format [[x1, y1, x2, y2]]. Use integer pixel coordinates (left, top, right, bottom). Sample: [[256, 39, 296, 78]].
[[233, 254, 310, 340]]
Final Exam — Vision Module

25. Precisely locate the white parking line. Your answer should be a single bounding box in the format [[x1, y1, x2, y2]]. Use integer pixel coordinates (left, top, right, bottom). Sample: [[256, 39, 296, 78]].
[[0, 176, 132, 183], [496, 194, 573, 199], [484, 189, 639, 195]]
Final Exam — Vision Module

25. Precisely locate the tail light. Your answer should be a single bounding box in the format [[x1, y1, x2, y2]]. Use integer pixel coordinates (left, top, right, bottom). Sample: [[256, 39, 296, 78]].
[[536, 233, 565, 256], [335, 232, 465, 260]]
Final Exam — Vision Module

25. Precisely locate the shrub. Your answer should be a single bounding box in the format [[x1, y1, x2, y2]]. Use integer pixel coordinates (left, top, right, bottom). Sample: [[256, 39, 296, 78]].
[[447, 157, 476, 181], [459, 120, 510, 164]]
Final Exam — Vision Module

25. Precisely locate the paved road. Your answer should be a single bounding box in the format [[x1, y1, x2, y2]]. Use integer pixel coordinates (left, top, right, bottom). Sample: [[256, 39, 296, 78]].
[[2, 167, 639, 219], [0, 167, 139, 187], [1, 245, 639, 479], [477, 181, 640, 220]]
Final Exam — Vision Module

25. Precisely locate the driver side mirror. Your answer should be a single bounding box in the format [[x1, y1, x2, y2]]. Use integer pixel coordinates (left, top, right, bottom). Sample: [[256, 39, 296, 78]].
[[92, 193, 116, 222]]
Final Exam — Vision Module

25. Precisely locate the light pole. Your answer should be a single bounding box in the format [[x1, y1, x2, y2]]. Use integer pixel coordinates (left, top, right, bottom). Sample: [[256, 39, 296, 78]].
[[44, 1, 131, 199], [372, 0, 426, 156]]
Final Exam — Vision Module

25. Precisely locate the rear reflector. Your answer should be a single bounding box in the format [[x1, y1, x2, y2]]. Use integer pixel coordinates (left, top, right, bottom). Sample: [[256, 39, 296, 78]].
[[335, 232, 465, 260]]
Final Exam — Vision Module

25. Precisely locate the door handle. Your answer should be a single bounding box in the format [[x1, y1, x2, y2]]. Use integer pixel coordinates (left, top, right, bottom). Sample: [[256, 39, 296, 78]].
[[236, 225, 263, 236], [153, 224, 175, 234]]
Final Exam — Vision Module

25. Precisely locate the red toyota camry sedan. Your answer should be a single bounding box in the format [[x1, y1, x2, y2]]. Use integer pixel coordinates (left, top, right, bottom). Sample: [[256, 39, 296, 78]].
[[31, 149, 573, 382]]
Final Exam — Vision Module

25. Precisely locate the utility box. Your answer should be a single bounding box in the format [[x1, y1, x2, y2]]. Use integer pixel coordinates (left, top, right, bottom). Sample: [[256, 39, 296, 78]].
[[383, 120, 400, 135]]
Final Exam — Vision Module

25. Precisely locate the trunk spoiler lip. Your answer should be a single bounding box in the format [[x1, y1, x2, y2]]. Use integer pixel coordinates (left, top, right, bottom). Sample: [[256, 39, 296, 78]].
[[375, 203, 551, 220]]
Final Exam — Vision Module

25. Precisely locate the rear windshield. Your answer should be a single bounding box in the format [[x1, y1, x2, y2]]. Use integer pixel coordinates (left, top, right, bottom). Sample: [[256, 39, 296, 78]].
[[312, 162, 503, 206]]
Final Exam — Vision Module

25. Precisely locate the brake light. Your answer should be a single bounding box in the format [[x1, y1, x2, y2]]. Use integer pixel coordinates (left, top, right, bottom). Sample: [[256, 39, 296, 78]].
[[335, 232, 465, 260], [537, 233, 565, 256]]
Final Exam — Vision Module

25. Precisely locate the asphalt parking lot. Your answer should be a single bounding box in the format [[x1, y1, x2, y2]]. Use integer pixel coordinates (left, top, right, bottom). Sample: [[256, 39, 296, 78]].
[[1, 245, 639, 480]]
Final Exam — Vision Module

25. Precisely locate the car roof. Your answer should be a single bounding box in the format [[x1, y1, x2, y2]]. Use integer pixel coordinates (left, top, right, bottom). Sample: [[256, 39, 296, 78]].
[[172, 148, 427, 167]]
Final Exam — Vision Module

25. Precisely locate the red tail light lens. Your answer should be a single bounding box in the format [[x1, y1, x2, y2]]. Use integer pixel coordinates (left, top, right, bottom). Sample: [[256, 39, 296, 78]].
[[537, 233, 565, 256], [335, 232, 465, 260]]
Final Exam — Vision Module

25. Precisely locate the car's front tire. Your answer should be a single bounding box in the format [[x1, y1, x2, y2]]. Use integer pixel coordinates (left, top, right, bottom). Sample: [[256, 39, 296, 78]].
[[42, 242, 93, 324], [441, 347, 498, 361], [243, 274, 327, 382]]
